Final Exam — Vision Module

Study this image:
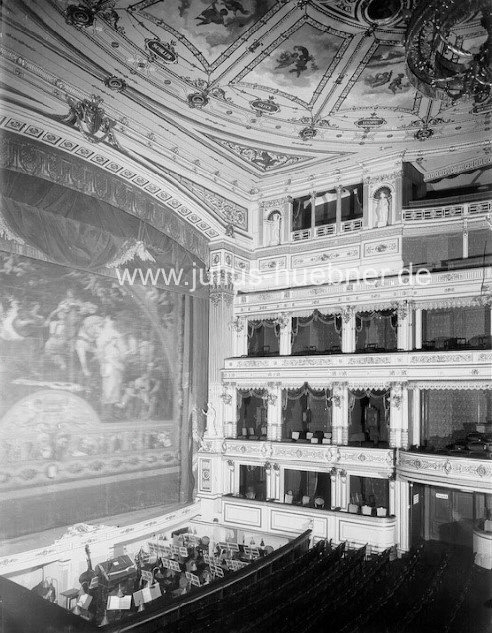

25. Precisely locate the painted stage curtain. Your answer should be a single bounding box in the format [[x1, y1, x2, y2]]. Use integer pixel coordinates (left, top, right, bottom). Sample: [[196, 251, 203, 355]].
[[0, 170, 209, 537], [0, 170, 206, 295]]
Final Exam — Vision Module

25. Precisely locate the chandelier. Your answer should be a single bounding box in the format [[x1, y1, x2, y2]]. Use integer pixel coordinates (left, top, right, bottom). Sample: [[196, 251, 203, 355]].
[[405, 0, 492, 106]]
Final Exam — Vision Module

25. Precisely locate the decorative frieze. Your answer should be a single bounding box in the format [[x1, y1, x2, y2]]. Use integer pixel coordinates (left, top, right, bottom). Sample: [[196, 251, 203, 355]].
[[218, 441, 396, 474], [398, 451, 492, 491]]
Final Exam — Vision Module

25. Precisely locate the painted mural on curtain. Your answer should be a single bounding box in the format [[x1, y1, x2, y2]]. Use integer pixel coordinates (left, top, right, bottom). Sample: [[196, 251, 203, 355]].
[[0, 252, 182, 505]]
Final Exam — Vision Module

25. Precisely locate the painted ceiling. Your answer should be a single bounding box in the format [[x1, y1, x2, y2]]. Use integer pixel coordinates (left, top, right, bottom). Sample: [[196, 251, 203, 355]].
[[1, 0, 491, 211]]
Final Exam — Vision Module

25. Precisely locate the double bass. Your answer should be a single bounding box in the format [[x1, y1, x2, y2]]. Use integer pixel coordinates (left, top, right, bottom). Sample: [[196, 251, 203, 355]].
[[79, 544, 97, 593]]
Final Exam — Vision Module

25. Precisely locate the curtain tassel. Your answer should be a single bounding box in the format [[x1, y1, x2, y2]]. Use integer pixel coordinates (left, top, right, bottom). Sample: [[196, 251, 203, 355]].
[[107, 238, 155, 268]]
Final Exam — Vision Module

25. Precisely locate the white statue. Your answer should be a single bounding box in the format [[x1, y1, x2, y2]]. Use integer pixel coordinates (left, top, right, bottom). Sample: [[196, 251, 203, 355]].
[[375, 191, 390, 227], [202, 402, 217, 436], [266, 211, 282, 246]]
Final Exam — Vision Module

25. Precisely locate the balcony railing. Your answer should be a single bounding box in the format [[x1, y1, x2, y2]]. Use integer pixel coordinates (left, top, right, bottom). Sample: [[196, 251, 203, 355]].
[[292, 218, 363, 242], [224, 350, 492, 385], [403, 199, 491, 222], [398, 450, 492, 491], [221, 496, 396, 551], [290, 199, 491, 242]]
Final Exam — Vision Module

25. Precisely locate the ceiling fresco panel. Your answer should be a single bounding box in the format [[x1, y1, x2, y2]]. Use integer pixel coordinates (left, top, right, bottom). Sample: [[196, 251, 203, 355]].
[[337, 44, 417, 112], [133, 0, 278, 68], [237, 22, 349, 106]]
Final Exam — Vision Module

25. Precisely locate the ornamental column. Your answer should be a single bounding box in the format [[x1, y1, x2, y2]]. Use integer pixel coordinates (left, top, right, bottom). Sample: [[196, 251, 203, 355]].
[[266, 383, 282, 442], [336, 185, 343, 234], [410, 388, 421, 447], [330, 467, 338, 509], [414, 308, 423, 350], [208, 271, 235, 438], [397, 480, 411, 553], [396, 301, 412, 351], [278, 313, 292, 356], [332, 382, 349, 445], [389, 475, 396, 516], [266, 463, 280, 500], [389, 382, 409, 449], [221, 384, 238, 439], [231, 316, 248, 357], [341, 306, 356, 353], [224, 460, 235, 495], [339, 469, 348, 510]]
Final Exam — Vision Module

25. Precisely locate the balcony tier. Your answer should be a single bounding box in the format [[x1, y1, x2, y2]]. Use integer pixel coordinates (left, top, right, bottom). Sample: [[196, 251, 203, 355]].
[[398, 450, 492, 492], [221, 496, 396, 552], [223, 350, 492, 387], [214, 439, 395, 475]]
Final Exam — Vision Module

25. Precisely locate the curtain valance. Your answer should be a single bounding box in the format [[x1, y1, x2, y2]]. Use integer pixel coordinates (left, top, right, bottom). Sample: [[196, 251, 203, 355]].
[[0, 170, 206, 295]]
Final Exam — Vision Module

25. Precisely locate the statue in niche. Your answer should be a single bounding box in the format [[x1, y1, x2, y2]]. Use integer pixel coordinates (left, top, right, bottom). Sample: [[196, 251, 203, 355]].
[[266, 210, 282, 246], [374, 186, 392, 227]]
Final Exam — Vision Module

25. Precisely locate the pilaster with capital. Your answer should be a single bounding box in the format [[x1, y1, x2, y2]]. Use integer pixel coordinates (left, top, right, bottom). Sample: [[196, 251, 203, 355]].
[[330, 467, 338, 510], [339, 469, 348, 510], [231, 316, 248, 357], [331, 382, 349, 445], [277, 313, 292, 356], [266, 383, 283, 441], [265, 462, 280, 500], [396, 301, 412, 351], [410, 387, 421, 447], [414, 308, 423, 350], [341, 306, 356, 353], [336, 184, 343, 232], [389, 382, 409, 449], [221, 384, 238, 438], [209, 271, 235, 436], [397, 480, 411, 553], [224, 459, 235, 495], [389, 475, 396, 516]]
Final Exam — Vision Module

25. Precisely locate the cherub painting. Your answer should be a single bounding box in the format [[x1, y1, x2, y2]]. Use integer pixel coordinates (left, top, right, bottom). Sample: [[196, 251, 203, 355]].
[[275, 46, 318, 78]]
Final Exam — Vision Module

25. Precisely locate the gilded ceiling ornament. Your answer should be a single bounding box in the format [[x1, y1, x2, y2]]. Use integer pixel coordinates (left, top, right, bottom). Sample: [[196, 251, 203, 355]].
[[299, 126, 317, 140], [65, 0, 122, 31], [249, 96, 281, 115], [60, 95, 119, 147], [187, 92, 209, 109], [145, 39, 178, 64], [104, 76, 127, 92]]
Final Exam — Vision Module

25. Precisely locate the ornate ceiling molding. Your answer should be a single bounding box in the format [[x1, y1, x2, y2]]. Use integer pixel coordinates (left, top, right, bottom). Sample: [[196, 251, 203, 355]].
[[0, 127, 211, 261], [0, 112, 227, 241], [206, 136, 312, 173]]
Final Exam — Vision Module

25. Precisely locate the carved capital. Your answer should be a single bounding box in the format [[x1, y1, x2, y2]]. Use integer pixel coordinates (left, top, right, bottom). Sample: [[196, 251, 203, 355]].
[[342, 305, 355, 324], [395, 300, 410, 322], [275, 312, 291, 330], [220, 388, 232, 405], [230, 316, 245, 332]]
